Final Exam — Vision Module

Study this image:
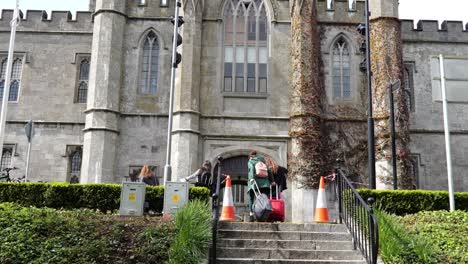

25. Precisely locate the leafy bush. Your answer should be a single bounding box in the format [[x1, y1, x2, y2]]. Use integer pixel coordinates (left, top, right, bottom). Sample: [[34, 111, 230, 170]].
[[358, 189, 468, 215], [400, 210, 468, 263], [134, 219, 177, 263], [169, 200, 212, 264], [375, 210, 445, 264], [0, 183, 210, 213], [0, 203, 115, 264]]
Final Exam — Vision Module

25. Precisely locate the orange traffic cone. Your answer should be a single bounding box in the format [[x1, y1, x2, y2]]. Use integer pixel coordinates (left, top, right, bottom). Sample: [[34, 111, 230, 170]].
[[220, 176, 236, 221], [314, 176, 329, 223]]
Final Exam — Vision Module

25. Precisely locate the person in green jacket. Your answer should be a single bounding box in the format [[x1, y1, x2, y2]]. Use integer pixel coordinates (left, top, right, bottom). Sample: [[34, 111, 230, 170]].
[[247, 150, 276, 221]]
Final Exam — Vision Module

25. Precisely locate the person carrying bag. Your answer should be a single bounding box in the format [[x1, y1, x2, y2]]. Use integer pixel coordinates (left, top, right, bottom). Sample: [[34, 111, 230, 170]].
[[247, 150, 276, 222]]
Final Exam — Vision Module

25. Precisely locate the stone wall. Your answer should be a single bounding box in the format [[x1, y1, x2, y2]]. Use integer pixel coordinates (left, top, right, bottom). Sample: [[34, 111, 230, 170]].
[[402, 20, 468, 191]]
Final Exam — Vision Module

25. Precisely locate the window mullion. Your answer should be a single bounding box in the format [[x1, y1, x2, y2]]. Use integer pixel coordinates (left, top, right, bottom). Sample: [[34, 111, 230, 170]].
[[232, 10, 237, 92], [243, 9, 248, 93], [147, 39, 153, 94], [255, 11, 259, 93]]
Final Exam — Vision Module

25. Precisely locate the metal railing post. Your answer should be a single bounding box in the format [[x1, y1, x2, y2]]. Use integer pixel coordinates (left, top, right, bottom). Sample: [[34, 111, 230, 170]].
[[210, 156, 223, 264]]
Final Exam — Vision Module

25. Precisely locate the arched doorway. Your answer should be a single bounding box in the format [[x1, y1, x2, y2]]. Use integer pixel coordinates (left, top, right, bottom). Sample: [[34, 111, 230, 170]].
[[213, 155, 249, 218]]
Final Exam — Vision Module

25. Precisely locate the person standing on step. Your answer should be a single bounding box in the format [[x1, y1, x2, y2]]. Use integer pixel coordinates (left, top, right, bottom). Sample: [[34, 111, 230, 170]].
[[185, 160, 213, 193], [247, 150, 276, 222], [264, 156, 288, 196]]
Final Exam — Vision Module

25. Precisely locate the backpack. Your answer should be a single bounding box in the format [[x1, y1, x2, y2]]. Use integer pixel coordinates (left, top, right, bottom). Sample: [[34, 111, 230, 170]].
[[197, 171, 211, 188], [255, 161, 269, 178]]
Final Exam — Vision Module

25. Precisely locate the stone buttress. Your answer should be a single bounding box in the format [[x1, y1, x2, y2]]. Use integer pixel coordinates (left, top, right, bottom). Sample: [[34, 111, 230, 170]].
[[370, 0, 412, 189], [289, 0, 327, 222], [170, 0, 204, 180], [81, 0, 126, 183]]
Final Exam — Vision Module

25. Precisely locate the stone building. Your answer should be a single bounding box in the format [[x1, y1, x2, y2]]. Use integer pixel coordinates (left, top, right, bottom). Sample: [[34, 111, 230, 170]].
[[0, 0, 467, 221]]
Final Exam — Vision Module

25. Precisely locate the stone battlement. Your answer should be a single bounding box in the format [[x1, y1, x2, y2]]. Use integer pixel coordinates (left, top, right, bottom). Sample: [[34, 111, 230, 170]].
[[0, 9, 92, 33], [317, 0, 365, 24], [402, 19, 468, 43]]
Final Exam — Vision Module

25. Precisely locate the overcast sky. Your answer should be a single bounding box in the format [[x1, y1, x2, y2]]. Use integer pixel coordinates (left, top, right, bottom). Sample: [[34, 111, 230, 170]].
[[1, 0, 467, 25]]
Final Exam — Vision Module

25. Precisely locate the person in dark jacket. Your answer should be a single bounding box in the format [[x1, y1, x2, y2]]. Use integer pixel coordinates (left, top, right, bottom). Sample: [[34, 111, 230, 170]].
[[140, 165, 159, 186], [264, 156, 288, 194], [185, 160, 213, 191], [247, 150, 276, 221]]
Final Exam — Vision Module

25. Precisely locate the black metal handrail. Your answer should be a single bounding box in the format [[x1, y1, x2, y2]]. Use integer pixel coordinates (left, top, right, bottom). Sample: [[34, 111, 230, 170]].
[[335, 168, 379, 264], [210, 156, 223, 264]]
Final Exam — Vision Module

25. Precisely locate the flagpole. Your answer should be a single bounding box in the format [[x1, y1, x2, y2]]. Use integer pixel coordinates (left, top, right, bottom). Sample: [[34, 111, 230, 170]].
[[0, 0, 20, 168], [439, 54, 455, 211]]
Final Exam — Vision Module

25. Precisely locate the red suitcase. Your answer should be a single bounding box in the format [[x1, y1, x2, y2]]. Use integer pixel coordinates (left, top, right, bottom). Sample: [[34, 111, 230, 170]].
[[267, 185, 285, 222]]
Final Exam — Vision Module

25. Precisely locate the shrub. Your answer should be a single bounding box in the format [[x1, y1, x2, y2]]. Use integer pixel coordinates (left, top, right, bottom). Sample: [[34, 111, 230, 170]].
[[358, 189, 468, 215], [135, 218, 177, 263], [0, 183, 210, 213], [401, 210, 468, 263], [375, 210, 444, 264], [169, 200, 212, 264], [0, 203, 113, 264]]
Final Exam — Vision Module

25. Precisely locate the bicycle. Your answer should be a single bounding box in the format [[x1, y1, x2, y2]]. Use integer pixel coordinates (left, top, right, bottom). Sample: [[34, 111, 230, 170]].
[[0, 167, 18, 182]]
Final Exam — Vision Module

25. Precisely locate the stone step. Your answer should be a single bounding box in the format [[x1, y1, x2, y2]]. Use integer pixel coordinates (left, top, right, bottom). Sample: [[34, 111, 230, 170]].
[[216, 258, 367, 264], [218, 222, 348, 233], [218, 238, 354, 250], [217, 247, 364, 260], [218, 230, 351, 241]]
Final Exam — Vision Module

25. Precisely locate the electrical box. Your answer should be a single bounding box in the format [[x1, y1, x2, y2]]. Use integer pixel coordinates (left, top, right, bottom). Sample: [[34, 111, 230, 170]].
[[163, 181, 189, 216], [119, 182, 146, 216]]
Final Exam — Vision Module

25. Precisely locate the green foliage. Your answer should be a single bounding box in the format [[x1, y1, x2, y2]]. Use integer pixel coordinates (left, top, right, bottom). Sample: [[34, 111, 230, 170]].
[[375, 210, 445, 264], [134, 219, 177, 263], [0, 203, 113, 264], [169, 200, 212, 264], [0, 183, 210, 213], [358, 189, 468, 215], [400, 210, 468, 263]]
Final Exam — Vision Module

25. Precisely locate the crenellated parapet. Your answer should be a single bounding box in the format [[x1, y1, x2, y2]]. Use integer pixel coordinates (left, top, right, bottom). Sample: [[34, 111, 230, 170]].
[[317, 0, 364, 24], [402, 19, 468, 43], [0, 9, 93, 33]]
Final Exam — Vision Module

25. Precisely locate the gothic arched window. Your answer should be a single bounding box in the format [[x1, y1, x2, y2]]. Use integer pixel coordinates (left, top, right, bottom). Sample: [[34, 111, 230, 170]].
[[332, 38, 351, 99], [403, 63, 415, 112], [0, 147, 12, 171], [140, 31, 160, 94], [67, 146, 82, 183], [223, 0, 269, 93], [0, 57, 22, 102], [77, 59, 89, 103]]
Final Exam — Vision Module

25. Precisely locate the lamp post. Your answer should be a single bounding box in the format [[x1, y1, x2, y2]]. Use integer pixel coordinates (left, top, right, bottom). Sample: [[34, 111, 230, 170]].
[[388, 80, 401, 190], [364, 0, 376, 189], [163, 0, 183, 185]]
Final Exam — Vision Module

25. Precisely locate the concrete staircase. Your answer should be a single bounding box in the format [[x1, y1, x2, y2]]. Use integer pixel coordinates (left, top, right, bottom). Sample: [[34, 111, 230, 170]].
[[214, 222, 366, 264]]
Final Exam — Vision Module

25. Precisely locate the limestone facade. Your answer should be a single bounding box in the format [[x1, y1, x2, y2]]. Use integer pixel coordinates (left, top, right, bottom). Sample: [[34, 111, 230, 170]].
[[0, 0, 467, 221]]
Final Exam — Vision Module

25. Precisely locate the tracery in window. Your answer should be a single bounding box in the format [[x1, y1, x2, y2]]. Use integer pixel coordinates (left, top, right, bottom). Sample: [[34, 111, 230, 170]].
[[223, 0, 269, 94], [0, 58, 22, 102], [332, 38, 351, 99], [140, 31, 159, 94]]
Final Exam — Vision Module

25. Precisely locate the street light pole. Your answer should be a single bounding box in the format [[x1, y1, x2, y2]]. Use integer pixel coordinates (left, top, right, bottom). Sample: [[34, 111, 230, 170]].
[[163, 0, 182, 185], [0, 1, 20, 167], [364, 0, 376, 189], [388, 80, 401, 190]]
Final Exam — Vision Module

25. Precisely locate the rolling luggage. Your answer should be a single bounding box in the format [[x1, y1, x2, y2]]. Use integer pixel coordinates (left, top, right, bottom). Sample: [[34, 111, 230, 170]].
[[267, 184, 285, 222], [250, 179, 272, 222]]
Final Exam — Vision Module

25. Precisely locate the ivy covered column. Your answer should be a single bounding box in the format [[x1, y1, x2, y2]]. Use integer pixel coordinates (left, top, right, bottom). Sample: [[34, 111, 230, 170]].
[[370, 0, 412, 189], [289, 0, 327, 222]]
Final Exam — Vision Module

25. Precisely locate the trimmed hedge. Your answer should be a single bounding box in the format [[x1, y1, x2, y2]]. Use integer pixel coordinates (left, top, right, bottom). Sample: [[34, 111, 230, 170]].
[[357, 189, 468, 215], [0, 182, 210, 213]]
